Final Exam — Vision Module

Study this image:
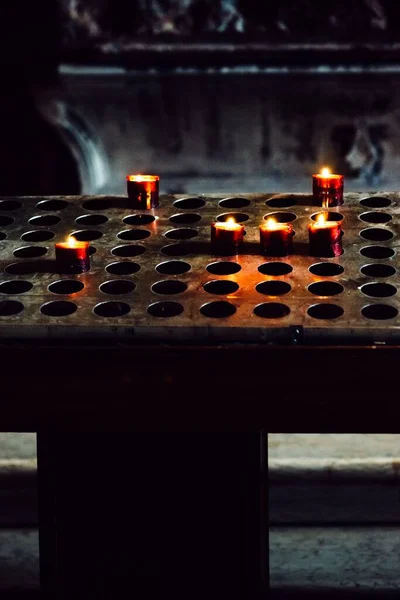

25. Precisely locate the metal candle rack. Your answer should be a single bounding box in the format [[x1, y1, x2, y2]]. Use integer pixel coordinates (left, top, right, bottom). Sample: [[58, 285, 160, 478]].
[[0, 192, 399, 344]]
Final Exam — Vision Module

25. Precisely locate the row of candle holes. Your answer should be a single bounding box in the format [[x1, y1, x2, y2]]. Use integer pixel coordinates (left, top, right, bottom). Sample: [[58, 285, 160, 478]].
[[0, 195, 393, 212], [0, 275, 396, 298], [5, 239, 398, 261], [0, 299, 396, 321]]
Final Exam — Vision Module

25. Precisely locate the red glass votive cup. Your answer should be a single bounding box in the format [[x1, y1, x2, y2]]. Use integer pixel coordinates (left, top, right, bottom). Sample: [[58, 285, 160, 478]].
[[211, 221, 244, 255], [55, 240, 90, 273], [312, 173, 344, 208], [308, 221, 342, 257], [259, 223, 293, 256], [126, 175, 159, 209]]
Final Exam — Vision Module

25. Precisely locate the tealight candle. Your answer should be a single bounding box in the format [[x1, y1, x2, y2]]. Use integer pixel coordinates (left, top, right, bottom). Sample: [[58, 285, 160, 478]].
[[55, 236, 90, 273], [312, 167, 344, 208], [211, 218, 244, 255], [126, 174, 159, 209], [308, 213, 342, 257], [260, 218, 293, 256]]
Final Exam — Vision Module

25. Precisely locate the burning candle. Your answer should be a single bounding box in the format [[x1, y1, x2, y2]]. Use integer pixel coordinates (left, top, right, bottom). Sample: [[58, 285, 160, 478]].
[[126, 174, 159, 209], [211, 218, 244, 255], [55, 236, 90, 273], [308, 213, 342, 257], [260, 218, 293, 256], [312, 167, 344, 208]]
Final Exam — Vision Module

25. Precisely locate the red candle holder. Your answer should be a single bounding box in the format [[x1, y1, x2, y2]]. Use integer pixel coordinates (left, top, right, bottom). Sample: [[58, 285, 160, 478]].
[[55, 237, 90, 273], [260, 219, 293, 256], [312, 168, 344, 208], [126, 175, 159, 209], [211, 219, 244, 255], [308, 213, 342, 257]]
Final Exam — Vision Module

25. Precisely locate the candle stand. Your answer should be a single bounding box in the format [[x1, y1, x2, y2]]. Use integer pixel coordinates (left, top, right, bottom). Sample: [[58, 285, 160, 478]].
[[0, 192, 400, 598]]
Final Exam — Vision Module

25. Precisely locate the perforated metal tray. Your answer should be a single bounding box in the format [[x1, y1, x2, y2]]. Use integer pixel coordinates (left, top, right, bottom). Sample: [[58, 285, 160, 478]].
[[0, 192, 399, 344]]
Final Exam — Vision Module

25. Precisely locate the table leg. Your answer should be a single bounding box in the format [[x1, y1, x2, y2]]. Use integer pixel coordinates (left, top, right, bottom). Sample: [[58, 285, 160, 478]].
[[37, 432, 263, 599]]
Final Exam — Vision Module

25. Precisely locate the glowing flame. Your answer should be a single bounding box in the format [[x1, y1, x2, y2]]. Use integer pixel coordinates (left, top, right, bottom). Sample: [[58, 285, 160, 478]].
[[315, 213, 330, 227], [67, 236, 77, 248], [266, 218, 278, 230], [320, 167, 331, 177], [225, 217, 238, 229]]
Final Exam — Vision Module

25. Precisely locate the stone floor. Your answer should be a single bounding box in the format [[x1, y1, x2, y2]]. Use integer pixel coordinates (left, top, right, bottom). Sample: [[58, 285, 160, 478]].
[[269, 434, 400, 593]]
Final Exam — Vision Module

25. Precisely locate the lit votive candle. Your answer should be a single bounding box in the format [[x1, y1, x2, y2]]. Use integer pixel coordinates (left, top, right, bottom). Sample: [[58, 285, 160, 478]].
[[260, 218, 294, 256], [308, 213, 342, 257], [312, 167, 344, 208], [126, 174, 159, 209], [55, 236, 90, 273], [211, 218, 244, 255]]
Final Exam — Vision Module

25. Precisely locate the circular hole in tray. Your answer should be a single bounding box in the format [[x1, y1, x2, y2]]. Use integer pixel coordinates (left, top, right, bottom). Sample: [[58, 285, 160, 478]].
[[253, 302, 290, 318], [76, 214, 109, 226], [360, 245, 395, 259], [255, 281, 291, 296], [112, 244, 146, 257], [309, 262, 344, 276], [94, 301, 130, 317], [360, 227, 393, 242], [360, 196, 391, 208], [165, 228, 198, 240], [0, 280, 33, 294], [147, 301, 184, 318], [82, 198, 112, 211], [266, 196, 297, 208], [219, 197, 251, 208], [29, 215, 61, 226], [361, 304, 398, 320], [71, 229, 103, 241], [360, 282, 397, 298], [311, 211, 343, 222], [263, 211, 297, 223], [118, 229, 151, 241], [0, 232, 6, 240], [169, 213, 202, 225], [5, 262, 43, 275], [123, 214, 156, 225], [0, 216, 14, 226], [152, 280, 187, 295], [106, 261, 141, 275], [359, 211, 392, 224], [308, 281, 344, 296], [0, 300, 24, 316], [206, 261, 241, 275], [89, 246, 97, 256], [100, 280, 136, 295], [40, 300, 77, 317], [307, 303, 344, 320], [161, 243, 195, 257], [0, 200, 22, 211], [48, 280, 84, 295], [156, 260, 191, 275], [360, 264, 396, 278], [13, 246, 47, 258], [37, 199, 68, 211], [258, 262, 293, 276], [200, 300, 236, 318], [216, 212, 249, 223], [21, 230, 55, 242], [203, 280, 239, 295], [173, 197, 205, 209]]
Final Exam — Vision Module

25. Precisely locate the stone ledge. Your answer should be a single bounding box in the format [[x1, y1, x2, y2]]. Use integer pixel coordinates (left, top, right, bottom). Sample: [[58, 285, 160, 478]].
[[270, 526, 400, 591]]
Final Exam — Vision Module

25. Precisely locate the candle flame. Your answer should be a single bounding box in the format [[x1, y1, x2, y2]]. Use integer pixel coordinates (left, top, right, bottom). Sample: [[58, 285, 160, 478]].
[[68, 236, 77, 248], [266, 217, 278, 230], [320, 167, 331, 177], [225, 217, 237, 229], [316, 213, 327, 226]]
